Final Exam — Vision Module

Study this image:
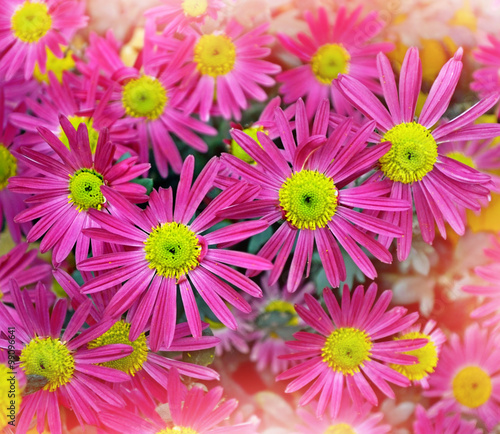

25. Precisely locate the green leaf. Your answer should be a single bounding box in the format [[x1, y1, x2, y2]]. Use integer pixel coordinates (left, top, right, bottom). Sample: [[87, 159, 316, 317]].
[[131, 177, 153, 195]]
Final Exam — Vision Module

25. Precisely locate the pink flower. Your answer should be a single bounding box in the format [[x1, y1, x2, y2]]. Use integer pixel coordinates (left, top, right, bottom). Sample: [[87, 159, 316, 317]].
[[0, 0, 88, 80], [335, 47, 500, 261], [277, 7, 393, 118], [413, 404, 482, 434], [78, 155, 272, 350], [277, 284, 426, 418], [472, 34, 500, 98]]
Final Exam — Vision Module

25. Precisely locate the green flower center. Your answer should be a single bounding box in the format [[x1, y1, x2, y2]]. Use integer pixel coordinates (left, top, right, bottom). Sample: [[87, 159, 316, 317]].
[[59, 116, 99, 154], [182, 0, 208, 17], [68, 168, 105, 211], [0, 145, 17, 190], [264, 299, 299, 326], [452, 366, 492, 409], [322, 327, 372, 376], [446, 151, 476, 169], [11, 1, 52, 43], [157, 427, 199, 434], [311, 43, 351, 84], [230, 126, 267, 164], [122, 76, 168, 120], [88, 320, 148, 376], [380, 122, 438, 184], [194, 35, 236, 77], [279, 170, 338, 230], [391, 331, 436, 381], [324, 424, 357, 434], [144, 222, 202, 279], [20, 337, 75, 392]]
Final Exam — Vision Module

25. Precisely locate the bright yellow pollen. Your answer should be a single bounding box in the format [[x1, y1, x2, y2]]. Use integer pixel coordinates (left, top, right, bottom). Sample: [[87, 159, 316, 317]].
[[380, 122, 438, 184], [144, 222, 201, 279], [34, 47, 75, 83], [311, 43, 351, 85], [279, 170, 338, 230], [1, 363, 21, 431], [59, 116, 99, 154], [0, 145, 17, 190], [11, 1, 52, 43], [446, 151, 476, 169], [390, 331, 436, 381], [20, 337, 75, 392], [230, 126, 267, 164], [68, 168, 105, 212], [88, 321, 147, 376], [182, 0, 208, 17], [264, 300, 299, 326], [322, 327, 372, 375], [194, 35, 236, 77], [452, 366, 492, 409], [157, 427, 199, 434], [324, 423, 357, 434], [122, 76, 168, 120]]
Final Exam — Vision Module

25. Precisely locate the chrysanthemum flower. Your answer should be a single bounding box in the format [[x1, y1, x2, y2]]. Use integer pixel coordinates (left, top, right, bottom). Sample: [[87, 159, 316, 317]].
[[425, 324, 500, 430], [0, 281, 133, 434], [413, 404, 482, 434], [178, 20, 281, 121], [277, 284, 426, 417], [222, 99, 410, 292], [78, 155, 271, 350], [9, 116, 149, 265], [335, 47, 500, 261], [0, 0, 88, 80], [297, 401, 390, 434], [277, 7, 393, 118], [472, 34, 500, 98], [390, 319, 446, 389]]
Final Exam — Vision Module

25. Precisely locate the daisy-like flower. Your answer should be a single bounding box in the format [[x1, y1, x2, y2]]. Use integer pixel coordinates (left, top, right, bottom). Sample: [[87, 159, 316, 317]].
[[297, 401, 390, 434], [78, 155, 272, 350], [9, 116, 150, 265], [335, 47, 500, 261], [222, 99, 410, 292], [0, 281, 133, 434], [413, 404, 482, 434], [0, 0, 88, 80], [179, 20, 281, 121], [277, 7, 393, 118], [472, 34, 500, 98], [277, 284, 427, 418], [425, 324, 500, 430], [390, 319, 446, 389]]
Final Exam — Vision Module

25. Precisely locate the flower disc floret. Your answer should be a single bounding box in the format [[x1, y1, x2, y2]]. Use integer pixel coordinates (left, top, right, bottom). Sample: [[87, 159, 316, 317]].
[[68, 168, 105, 211], [88, 321, 148, 376], [20, 337, 75, 392], [322, 327, 372, 375], [11, 1, 52, 43], [311, 43, 351, 84], [144, 222, 202, 279], [0, 145, 17, 190], [380, 122, 438, 184], [391, 331, 437, 381], [194, 35, 236, 77], [324, 424, 356, 434], [122, 76, 168, 120], [452, 366, 492, 408], [182, 0, 208, 17], [157, 427, 199, 434], [60, 116, 99, 153], [279, 170, 338, 230]]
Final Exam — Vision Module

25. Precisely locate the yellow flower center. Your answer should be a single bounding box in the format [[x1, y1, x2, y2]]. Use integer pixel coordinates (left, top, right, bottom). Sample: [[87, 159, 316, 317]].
[[181, 0, 208, 17], [324, 423, 357, 434], [122, 76, 168, 120], [144, 222, 202, 279], [1, 363, 21, 430], [20, 337, 75, 392], [230, 126, 267, 164], [194, 35, 236, 77], [279, 170, 338, 230], [446, 151, 476, 169], [264, 300, 299, 326], [88, 321, 148, 376], [68, 168, 105, 212], [33, 46, 75, 83], [0, 145, 17, 190], [59, 116, 99, 154], [390, 331, 436, 381], [11, 1, 52, 43], [157, 427, 199, 434], [311, 43, 351, 85], [322, 327, 372, 376], [452, 366, 492, 409], [380, 122, 438, 184]]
